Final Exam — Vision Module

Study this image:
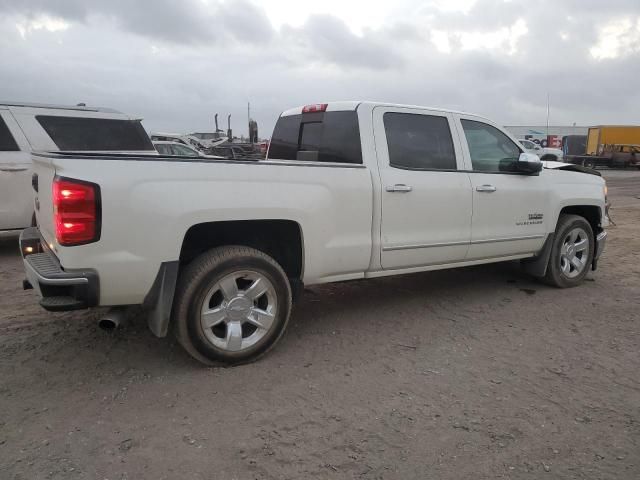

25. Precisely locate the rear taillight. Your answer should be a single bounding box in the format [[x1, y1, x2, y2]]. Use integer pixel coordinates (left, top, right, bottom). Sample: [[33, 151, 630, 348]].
[[302, 103, 328, 113], [53, 177, 100, 246]]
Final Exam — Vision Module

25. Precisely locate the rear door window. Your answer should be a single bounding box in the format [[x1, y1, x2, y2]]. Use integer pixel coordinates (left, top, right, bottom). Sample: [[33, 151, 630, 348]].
[[383, 113, 456, 170], [0, 115, 19, 151], [268, 111, 362, 164], [36, 116, 154, 151]]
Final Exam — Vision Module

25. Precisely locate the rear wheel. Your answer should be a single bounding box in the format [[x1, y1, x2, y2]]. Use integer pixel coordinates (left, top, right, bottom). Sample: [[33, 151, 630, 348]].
[[173, 246, 292, 365], [543, 214, 594, 288]]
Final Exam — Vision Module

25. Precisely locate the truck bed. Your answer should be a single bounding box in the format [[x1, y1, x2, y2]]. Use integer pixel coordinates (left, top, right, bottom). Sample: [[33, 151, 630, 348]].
[[31, 151, 375, 305]]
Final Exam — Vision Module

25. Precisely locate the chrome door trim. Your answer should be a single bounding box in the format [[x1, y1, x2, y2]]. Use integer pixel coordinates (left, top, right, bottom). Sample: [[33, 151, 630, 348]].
[[382, 240, 469, 252], [472, 234, 545, 245], [382, 234, 545, 252]]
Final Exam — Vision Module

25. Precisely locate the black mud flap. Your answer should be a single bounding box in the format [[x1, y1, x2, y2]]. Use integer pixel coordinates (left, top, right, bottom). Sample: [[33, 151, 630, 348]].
[[521, 233, 554, 278], [143, 261, 180, 338]]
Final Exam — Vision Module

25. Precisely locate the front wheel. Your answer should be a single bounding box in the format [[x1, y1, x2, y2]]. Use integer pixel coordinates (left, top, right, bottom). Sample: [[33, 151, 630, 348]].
[[173, 246, 292, 365], [543, 214, 594, 288]]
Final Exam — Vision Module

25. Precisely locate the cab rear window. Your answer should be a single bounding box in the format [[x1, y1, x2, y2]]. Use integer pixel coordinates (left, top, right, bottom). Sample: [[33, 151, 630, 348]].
[[36, 116, 154, 151], [268, 111, 362, 164]]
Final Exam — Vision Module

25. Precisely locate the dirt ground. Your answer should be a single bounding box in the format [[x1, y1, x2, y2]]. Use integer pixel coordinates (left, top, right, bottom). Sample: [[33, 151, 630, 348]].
[[1, 171, 639, 480]]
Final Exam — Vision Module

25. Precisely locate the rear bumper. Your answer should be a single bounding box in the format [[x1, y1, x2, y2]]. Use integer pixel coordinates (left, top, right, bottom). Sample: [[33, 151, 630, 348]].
[[20, 227, 99, 311], [0, 229, 25, 239]]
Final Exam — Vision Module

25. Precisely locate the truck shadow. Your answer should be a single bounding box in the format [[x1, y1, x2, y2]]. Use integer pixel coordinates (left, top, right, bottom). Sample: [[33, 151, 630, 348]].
[[124, 261, 544, 370], [292, 261, 540, 327], [0, 233, 548, 374], [0, 235, 20, 256]]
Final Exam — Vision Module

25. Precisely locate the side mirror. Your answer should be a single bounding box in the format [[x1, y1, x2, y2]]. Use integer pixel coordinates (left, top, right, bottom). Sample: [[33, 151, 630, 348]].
[[534, 145, 542, 151], [516, 152, 543, 174]]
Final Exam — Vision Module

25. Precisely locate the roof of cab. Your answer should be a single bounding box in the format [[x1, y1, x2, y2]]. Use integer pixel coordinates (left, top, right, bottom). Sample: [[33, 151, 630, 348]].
[[0, 101, 122, 113], [279, 101, 478, 118]]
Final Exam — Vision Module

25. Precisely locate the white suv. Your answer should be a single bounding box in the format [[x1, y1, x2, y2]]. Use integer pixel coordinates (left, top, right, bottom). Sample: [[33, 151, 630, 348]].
[[0, 101, 154, 235]]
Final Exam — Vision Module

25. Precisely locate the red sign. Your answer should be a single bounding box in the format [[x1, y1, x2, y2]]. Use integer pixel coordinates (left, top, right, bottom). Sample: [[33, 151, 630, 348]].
[[547, 135, 562, 148]]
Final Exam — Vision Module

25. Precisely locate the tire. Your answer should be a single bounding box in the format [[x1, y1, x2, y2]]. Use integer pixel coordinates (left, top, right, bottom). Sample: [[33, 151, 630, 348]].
[[543, 214, 594, 288], [173, 246, 292, 365]]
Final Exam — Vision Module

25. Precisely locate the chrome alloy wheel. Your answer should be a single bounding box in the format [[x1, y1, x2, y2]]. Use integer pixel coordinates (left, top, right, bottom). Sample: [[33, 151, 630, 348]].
[[560, 227, 590, 279], [199, 270, 278, 352]]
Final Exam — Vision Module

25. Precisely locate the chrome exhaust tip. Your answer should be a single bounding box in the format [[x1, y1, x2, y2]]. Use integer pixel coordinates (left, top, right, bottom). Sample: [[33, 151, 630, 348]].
[[98, 307, 127, 331]]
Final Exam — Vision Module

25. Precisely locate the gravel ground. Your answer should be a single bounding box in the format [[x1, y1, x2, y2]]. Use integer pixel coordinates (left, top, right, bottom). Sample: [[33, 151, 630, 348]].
[[1, 171, 639, 480]]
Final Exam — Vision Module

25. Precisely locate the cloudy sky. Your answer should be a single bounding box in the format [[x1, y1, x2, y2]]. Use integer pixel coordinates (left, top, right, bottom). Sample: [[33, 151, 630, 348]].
[[1, 0, 639, 136]]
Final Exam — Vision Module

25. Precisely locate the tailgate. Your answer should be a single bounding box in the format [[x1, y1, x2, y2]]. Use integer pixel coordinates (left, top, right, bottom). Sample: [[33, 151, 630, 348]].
[[31, 153, 57, 247]]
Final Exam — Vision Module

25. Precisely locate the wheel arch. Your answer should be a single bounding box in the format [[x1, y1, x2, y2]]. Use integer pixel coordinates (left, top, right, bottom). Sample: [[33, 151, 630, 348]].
[[557, 205, 601, 234], [145, 219, 304, 338], [178, 219, 305, 281], [523, 204, 602, 278]]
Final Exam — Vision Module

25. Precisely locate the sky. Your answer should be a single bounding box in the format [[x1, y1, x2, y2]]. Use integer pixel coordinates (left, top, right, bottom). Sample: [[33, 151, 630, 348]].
[[0, 0, 639, 137]]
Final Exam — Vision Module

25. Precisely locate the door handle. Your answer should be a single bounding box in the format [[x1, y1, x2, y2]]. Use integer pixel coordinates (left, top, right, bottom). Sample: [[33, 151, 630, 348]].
[[476, 184, 497, 193], [0, 167, 29, 172], [386, 184, 413, 193]]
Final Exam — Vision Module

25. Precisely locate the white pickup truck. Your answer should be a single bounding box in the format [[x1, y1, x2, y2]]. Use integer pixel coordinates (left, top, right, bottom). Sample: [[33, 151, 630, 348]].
[[21, 101, 608, 365]]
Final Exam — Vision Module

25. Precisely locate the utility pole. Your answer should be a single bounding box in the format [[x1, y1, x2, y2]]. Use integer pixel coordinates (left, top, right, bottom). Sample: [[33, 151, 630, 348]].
[[546, 92, 550, 138], [247, 102, 250, 137]]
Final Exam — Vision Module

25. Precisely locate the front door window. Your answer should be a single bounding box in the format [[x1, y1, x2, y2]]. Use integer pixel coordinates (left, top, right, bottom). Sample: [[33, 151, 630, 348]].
[[461, 120, 521, 172]]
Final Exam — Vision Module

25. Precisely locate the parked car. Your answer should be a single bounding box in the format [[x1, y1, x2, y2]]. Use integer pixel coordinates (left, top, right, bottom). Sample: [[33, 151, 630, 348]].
[[189, 132, 228, 149], [21, 101, 608, 365], [0, 101, 154, 235], [153, 141, 204, 157], [519, 139, 564, 161], [207, 145, 250, 158], [150, 133, 210, 152]]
